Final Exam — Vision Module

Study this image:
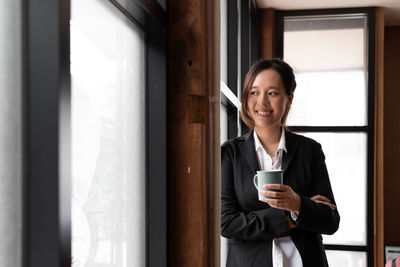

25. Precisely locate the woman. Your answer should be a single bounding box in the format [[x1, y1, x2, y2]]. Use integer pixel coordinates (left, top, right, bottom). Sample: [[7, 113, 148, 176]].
[[221, 58, 340, 267]]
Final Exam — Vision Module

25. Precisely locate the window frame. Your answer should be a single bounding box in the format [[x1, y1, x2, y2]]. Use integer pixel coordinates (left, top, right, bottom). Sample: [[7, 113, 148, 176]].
[[220, 1, 258, 264], [275, 7, 376, 267], [225, 0, 258, 139], [22, 0, 166, 266]]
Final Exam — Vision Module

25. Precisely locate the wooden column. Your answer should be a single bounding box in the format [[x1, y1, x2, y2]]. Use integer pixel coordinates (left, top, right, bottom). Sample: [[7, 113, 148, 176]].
[[167, 0, 220, 266], [375, 7, 384, 267], [258, 8, 276, 59], [384, 25, 400, 247]]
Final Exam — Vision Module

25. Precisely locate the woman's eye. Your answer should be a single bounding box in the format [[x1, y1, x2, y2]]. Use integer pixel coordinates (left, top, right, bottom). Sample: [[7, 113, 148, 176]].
[[269, 91, 278, 96], [250, 91, 257, 95]]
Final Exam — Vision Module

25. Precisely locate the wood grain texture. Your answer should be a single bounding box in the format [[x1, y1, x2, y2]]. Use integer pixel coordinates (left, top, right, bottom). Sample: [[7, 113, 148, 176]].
[[374, 7, 385, 267], [258, 8, 276, 59], [167, 0, 220, 266], [384, 25, 400, 247]]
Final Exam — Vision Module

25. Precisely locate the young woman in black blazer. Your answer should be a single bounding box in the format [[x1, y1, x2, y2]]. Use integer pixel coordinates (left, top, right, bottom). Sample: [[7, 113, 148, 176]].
[[221, 58, 340, 267]]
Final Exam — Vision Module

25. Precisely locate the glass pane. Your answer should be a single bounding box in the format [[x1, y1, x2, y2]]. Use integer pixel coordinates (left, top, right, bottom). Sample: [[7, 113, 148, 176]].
[[71, 0, 146, 266], [301, 132, 367, 245], [284, 15, 368, 126], [220, 104, 228, 267], [220, 104, 228, 144], [0, 0, 22, 265], [326, 250, 367, 267], [220, 0, 229, 265]]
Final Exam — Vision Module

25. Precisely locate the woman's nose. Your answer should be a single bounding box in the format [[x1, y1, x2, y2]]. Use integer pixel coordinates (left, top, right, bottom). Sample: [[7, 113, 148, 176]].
[[258, 93, 270, 105]]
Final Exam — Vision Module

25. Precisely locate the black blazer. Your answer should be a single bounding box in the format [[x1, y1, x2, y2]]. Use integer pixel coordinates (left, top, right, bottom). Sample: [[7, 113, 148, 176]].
[[221, 130, 340, 267]]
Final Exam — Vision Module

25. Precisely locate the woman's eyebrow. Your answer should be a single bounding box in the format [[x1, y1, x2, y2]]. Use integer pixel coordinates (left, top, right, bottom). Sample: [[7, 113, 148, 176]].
[[251, 85, 281, 90]]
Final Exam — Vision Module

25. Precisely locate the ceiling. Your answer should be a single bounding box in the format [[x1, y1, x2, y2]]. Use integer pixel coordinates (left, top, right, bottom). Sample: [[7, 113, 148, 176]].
[[256, 0, 400, 26]]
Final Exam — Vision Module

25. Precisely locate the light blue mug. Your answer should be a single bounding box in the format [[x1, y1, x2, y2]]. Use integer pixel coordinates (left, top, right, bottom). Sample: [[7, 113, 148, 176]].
[[253, 170, 283, 200]]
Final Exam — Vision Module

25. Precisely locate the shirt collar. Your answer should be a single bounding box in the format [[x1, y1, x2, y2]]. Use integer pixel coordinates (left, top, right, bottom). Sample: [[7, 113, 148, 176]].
[[253, 128, 287, 154]]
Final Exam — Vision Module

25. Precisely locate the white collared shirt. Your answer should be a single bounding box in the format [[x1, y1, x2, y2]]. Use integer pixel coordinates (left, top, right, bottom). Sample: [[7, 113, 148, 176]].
[[253, 129, 303, 267]]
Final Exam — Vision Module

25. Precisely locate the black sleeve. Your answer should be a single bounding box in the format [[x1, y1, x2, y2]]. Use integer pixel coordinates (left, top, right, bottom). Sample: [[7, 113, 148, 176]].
[[292, 143, 340, 235], [221, 142, 290, 240]]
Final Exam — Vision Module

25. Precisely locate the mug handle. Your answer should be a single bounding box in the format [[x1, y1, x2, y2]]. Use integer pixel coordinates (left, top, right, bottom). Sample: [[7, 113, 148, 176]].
[[253, 174, 258, 189]]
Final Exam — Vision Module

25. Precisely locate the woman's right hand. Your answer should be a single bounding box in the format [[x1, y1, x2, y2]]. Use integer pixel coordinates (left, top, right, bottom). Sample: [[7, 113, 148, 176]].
[[311, 195, 336, 211]]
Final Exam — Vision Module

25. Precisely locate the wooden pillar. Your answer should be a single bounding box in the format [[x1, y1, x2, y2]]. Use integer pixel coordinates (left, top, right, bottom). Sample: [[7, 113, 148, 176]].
[[258, 8, 276, 59], [167, 0, 220, 266], [374, 7, 384, 267], [384, 25, 400, 247]]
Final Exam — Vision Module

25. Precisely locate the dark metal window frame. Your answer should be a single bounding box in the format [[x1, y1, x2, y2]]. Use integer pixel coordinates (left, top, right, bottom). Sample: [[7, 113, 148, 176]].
[[226, 0, 239, 139], [276, 7, 376, 267], [226, 0, 258, 139], [22, 0, 166, 266]]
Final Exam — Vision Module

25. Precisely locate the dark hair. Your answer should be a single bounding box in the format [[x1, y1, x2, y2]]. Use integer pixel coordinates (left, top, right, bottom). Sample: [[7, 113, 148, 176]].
[[240, 58, 297, 129]]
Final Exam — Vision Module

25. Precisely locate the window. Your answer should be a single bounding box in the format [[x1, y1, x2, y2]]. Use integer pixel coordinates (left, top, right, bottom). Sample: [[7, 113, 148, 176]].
[[23, 0, 166, 266], [220, 0, 258, 265], [70, 0, 166, 266], [71, 0, 146, 265], [276, 8, 376, 267]]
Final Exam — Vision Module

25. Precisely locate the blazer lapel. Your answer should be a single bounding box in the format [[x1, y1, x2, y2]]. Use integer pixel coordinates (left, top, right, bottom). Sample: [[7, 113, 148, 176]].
[[282, 131, 300, 174], [237, 130, 299, 174], [238, 130, 260, 173]]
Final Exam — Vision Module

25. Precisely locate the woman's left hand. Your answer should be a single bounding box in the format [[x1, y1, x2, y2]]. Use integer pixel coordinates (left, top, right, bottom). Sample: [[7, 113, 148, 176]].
[[311, 195, 336, 211], [260, 184, 301, 213]]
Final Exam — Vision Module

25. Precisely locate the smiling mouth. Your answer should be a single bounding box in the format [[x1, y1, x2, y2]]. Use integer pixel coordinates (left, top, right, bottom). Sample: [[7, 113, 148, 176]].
[[256, 110, 272, 116]]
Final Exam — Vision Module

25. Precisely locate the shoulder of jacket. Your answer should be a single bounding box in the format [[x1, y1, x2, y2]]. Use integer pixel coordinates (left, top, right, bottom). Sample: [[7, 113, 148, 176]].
[[221, 135, 245, 150]]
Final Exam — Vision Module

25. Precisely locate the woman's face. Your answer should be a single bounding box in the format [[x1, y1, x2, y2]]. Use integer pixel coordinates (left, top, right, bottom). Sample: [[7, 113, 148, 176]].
[[247, 69, 293, 130]]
